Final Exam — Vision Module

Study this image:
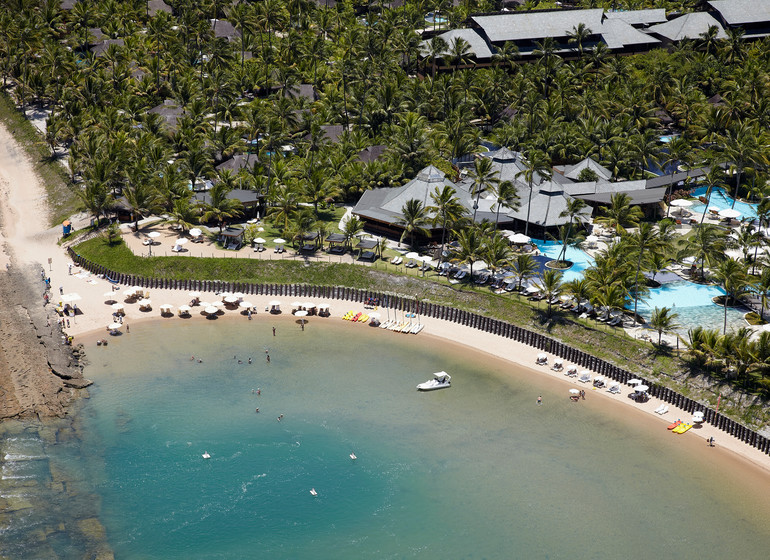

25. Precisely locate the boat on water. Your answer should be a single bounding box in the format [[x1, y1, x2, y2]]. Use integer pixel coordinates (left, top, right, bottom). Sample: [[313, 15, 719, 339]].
[[310, 488, 318, 496], [202, 451, 211, 459], [417, 371, 451, 391], [350, 453, 357, 460]]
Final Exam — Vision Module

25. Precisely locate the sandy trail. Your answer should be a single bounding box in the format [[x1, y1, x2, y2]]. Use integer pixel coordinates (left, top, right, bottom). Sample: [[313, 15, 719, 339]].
[[1, 121, 769, 472]]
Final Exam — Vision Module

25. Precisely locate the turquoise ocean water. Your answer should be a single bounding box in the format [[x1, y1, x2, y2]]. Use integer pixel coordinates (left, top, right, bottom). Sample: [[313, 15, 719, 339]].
[[3, 317, 770, 559]]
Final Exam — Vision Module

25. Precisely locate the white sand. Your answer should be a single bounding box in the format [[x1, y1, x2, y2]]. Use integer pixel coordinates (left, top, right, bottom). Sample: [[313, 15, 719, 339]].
[[1, 121, 769, 475]]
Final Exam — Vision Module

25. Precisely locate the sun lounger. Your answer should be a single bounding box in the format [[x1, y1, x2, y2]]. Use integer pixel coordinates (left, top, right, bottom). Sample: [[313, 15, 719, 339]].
[[578, 372, 591, 383], [654, 404, 666, 414], [565, 367, 578, 377]]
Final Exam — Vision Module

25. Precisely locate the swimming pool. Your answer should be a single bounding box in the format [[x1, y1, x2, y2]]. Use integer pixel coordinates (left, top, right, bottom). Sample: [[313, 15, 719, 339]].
[[424, 12, 448, 24], [532, 240, 746, 333], [690, 186, 758, 221]]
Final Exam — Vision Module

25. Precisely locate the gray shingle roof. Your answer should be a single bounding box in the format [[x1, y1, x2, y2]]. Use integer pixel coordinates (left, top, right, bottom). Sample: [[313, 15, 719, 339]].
[[148, 0, 172, 15], [604, 9, 667, 27], [211, 19, 241, 40], [472, 9, 604, 43], [215, 154, 258, 172], [575, 187, 668, 205], [646, 13, 726, 42], [708, 0, 770, 25], [600, 18, 661, 49], [422, 28, 494, 59], [562, 158, 613, 181]]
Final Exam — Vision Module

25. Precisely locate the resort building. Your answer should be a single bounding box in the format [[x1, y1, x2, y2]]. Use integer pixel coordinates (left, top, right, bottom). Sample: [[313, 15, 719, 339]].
[[707, 0, 770, 40]]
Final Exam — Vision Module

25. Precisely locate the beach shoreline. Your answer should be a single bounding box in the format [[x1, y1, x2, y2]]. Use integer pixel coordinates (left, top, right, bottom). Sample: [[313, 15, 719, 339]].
[[1, 119, 769, 477]]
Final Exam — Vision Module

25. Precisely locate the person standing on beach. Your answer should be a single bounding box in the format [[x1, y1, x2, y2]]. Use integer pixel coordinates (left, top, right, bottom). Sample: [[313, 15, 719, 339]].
[[537, 395, 542, 405], [272, 327, 276, 336]]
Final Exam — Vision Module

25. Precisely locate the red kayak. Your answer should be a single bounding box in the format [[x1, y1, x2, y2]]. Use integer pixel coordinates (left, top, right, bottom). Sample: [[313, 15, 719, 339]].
[[667, 420, 682, 430]]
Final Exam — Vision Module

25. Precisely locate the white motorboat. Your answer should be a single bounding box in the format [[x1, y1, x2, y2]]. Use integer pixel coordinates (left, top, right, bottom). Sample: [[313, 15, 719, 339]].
[[310, 488, 318, 496], [417, 371, 451, 391], [202, 451, 211, 459]]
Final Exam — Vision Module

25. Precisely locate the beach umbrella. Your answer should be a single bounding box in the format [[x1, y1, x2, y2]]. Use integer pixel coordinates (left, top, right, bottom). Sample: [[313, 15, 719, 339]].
[[232, 292, 244, 299], [585, 235, 599, 243], [318, 304, 329, 310], [291, 301, 302, 308], [708, 206, 721, 213], [160, 304, 173, 311], [537, 353, 547, 360], [111, 303, 124, 311], [189, 228, 202, 237], [239, 300, 254, 308], [211, 300, 224, 307], [178, 304, 191, 313], [718, 208, 741, 219], [295, 310, 308, 317], [204, 306, 219, 315], [123, 288, 137, 297], [635, 384, 649, 392], [147, 231, 161, 239], [303, 302, 316, 309], [223, 295, 239, 304], [510, 233, 531, 244], [103, 292, 117, 302], [369, 312, 381, 320], [670, 199, 693, 207], [174, 237, 189, 245], [188, 291, 201, 298], [139, 299, 152, 309], [107, 322, 122, 330], [254, 237, 266, 244], [526, 285, 540, 293], [273, 238, 286, 245], [569, 389, 580, 394], [198, 301, 211, 308], [628, 379, 642, 385], [269, 300, 281, 308]]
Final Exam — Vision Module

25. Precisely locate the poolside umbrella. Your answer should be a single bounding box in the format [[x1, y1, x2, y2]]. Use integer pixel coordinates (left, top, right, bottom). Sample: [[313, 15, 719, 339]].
[[628, 379, 642, 385], [103, 292, 117, 303], [211, 300, 224, 308], [405, 251, 419, 259], [708, 206, 721, 213], [537, 353, 547, 360], [232, 292, 244, 299], [108, 322, 122, 330], [174, 237, 189, 245], [569, 389, 580, 394], [510, 233, 531, 244], [204, 306, 219, 315], [123, 288, 137, 297], [718, 208, 741, 219], [670, 199, 692, 208], [189, 228, 202, 238], [303, 302, 316, 309], [254, 237, 266, 244], [273, 238, 286, 245]]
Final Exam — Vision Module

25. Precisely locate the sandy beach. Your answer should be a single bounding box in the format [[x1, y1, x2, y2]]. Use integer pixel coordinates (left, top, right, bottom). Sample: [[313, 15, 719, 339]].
[[1, 120, 769, 475]]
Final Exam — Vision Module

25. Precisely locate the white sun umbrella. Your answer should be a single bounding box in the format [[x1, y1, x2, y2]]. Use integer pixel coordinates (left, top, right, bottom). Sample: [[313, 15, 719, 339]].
[[175, 237, 189, 245], [269, 300, 281, 307], [139, 299, 152, 308], [526, 285, 541, 293], [188, 291, 201, 298], [147, 231, 161, 239], [232, 292, 244, 299], [635, 384, 649, 392], [295, 310, 308, 317], [670, 199, 693, 208], [708, 206, 721, 213], [369, 312, 381, 320], [318, 303, 329, 309], [628, 379, 642, 385], [303, 302, 316, 309], [189, 228, 202, 237], [159, 304, 173, 311], [111, 303, 124, 311], [273, 238, 286, 245], [198, 301, 211, 308], [718, 208, 741, 219], [569, 389, 580, 394], [104, 292, 117, 301], [223, 295, 239, 304], [254, 237, 266, 244], [123, 288, 137, 297], [537, 353, 547, 360], [204, 306, 219, 315], [239, 300, 254, 308], [511, 233, 531, 244], [585, 235, 599, 243], [291, 301, 302, 309], [178, 304, 191, 314], [108, 322, 122, 330], [211, 300, 224, 307], [405, 251, 419, 259]]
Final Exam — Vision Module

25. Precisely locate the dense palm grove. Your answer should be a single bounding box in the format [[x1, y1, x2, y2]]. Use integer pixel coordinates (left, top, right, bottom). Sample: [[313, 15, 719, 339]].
[[3, 0, 770, 399]]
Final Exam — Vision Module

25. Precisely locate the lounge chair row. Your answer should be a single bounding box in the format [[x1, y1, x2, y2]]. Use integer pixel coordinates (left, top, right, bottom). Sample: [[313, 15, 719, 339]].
[[654, 404, 669, 415]]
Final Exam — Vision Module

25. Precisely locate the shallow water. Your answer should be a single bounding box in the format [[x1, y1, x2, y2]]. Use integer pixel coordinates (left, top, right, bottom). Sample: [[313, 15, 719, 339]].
[[4, 318, 770, 559]]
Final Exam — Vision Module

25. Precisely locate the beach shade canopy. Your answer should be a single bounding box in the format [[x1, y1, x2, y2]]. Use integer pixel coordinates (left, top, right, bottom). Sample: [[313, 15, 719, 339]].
[[303, 302, 316, 309], [708, 206, 721, 213], [369, 312, 381, 320], [174, 237, 189, 245], [188, 291, 201, 298], [178, 304, 191, 313], [628, 379, 642, 385], [585, 235, 599, 243], [510, 233, 531, 244], [405, 251, 419, 259], [419, 255, 432, 263], [198, 301, 211, 308], [269, 300, 281, 307], [111, 303, 124, 310], [159, 304, 173, 311], [211, 300, 224, 307], [526, 285, 541, 293], [204, 306, 219, 315], [253, 237, 266, 244], [635, 384, 649, 392], [537, 353, 547, 360], [123, 288, 137, 297], [273, 238, 286, 245], [718, 208, 741, 219], [318, 304, 329, 310], [61, 293, 82, 303], [139, 299, 152, 308], [232, 292, 244, 299], [108, 322, 122, 330], [554, 358, 563, 365], [291, 301, 302, 308], [189, 228, 202, 237], [147, 231, 161, 239], [670, 199, 693, 207], [239, 300, 254, 308], [295, 310, 308, 317], [223, 295, 239, 304], [569, 389, 580, 394]]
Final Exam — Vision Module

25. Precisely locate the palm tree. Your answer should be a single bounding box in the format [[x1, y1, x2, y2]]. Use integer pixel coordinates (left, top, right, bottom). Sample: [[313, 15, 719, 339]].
[[76, 181, 114, 227], [398, 198, 429, 249], [712, 258, 754, 334], [468, 157, 500, 222], [341, 215, 364, 252], [626, 222, 663, 326], [591, 283, 627, 325], [516, 150, 551, 237], [512, 253, 538, 292], [266, 183, 298, 235], [650, 307, 681, 345], [596, 192, 643, 234], [123, 183, 162, 232], [677, 223, 727, 279], [754, 268, 770, 321], [169, 196, 200, 234], [565, 278, 592, 310], [722, 122, 758, 206], [200, 183, 244, 233], [451, 227, 484, 281], [428, 185, 467, 264], [556, 197, 587, 263], [535, 269, 563, 317], [662, 136, 690, 217], [491, 180, 520, 229], [567, 23, 592, 56], [699, 164, 727, 224], [484, 233, 512, 275]]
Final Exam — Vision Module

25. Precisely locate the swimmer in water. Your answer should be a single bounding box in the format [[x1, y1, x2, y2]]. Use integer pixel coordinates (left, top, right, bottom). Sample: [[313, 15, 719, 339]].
[[277, 414, 283, 421], [255, 408, 259, 413], [248, 357, 252, 364]]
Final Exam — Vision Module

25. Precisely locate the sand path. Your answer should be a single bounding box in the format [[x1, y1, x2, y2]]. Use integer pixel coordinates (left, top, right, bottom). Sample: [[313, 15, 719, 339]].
[[1, 121, 769, 472]]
